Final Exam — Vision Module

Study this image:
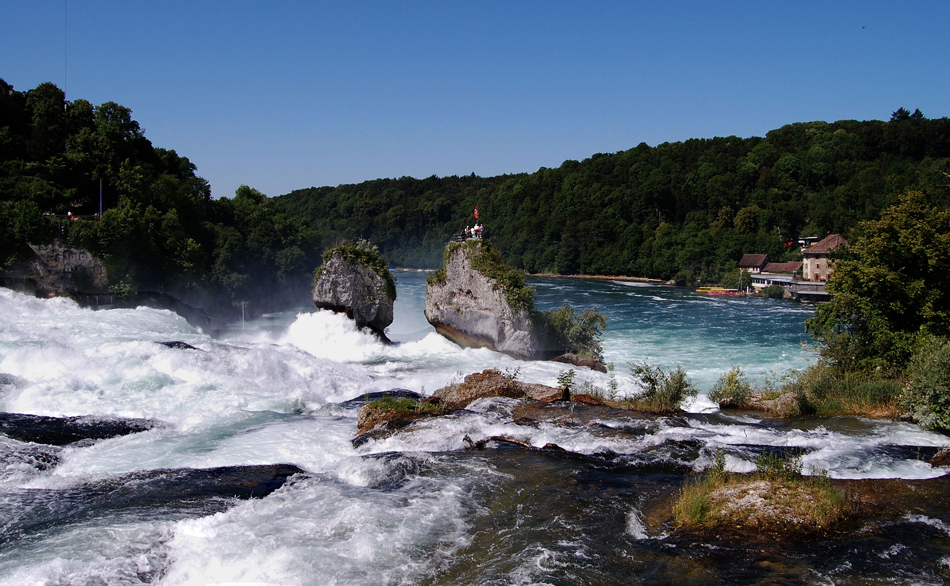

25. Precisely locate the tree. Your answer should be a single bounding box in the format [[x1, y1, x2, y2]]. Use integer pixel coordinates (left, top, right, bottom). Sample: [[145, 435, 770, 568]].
[[806, 191, 950, 372]]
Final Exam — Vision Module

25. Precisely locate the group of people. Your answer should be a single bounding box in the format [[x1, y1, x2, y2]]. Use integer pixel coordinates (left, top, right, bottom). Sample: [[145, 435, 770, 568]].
[[462, 223, 485, 239]]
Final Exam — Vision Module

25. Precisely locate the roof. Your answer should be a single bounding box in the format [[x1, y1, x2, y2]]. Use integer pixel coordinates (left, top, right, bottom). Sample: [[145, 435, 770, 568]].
[[803, 234, 849, 256], [738, 254, 770, 268], [762, 261, 802, 274]]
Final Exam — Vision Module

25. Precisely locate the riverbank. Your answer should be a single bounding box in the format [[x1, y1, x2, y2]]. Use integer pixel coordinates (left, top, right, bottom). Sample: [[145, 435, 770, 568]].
[[528, 272, 668, 284]]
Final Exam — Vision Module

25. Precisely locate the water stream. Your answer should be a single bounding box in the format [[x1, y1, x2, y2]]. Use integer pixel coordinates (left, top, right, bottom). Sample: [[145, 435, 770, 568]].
[[0, 272, 948, 584]]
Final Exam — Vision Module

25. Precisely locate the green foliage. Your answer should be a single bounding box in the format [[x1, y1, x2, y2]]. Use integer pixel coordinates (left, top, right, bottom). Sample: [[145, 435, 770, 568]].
[[273, 116, 950, 283], [718, 269, 753, 291], [807, 191, 950, 373], [315, 239, 396, 301], [780, 364, 901, 417], [759, 285, 787, 299], [557, 369, 577, 393], [0, 80, 321, 314], [425, 266, 447, 286], [629, 361, 698, 413], [367, 395, 432, 414], [755, 451, 803, 482], [903, 336, 950, 430], [466, 240, 534, 311], [709, 366, 753, 408], [535, 304, 607, 359]]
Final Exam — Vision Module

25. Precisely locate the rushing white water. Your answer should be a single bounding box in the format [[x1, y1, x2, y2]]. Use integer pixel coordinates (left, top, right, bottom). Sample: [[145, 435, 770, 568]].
[[0, 273, 948, 585]]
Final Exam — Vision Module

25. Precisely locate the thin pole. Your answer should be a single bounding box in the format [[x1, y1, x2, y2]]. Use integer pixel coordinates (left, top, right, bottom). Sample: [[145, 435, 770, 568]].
[[64, 0, 68, 101], [99, 179, 102, 217]]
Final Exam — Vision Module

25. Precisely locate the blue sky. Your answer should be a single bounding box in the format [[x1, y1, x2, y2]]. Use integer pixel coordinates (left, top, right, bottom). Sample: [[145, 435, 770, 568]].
[[2, 1, 948, 199]]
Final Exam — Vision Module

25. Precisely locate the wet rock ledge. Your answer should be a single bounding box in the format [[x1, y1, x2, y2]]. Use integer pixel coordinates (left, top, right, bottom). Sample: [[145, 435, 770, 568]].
[[0, 412, 159, 446], [353, 369, 568, 445]]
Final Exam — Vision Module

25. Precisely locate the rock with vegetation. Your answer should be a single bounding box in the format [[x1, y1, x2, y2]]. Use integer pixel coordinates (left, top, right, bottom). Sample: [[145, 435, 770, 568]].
[[313, 240, 396, 339], [431, 368, 567, 410], [353, 370, 566, 443], [356, 394, 447, 435], [425, 240, 548, 359], [672, 452, 848, 537], [425, 240, 605, 363]]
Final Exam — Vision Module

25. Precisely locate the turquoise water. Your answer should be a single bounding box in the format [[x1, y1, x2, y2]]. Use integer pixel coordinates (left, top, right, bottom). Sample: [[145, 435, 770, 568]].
[[389, 270, 817, 393]]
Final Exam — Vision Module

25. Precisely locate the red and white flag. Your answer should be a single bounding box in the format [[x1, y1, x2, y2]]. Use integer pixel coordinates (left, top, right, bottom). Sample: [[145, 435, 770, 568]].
[[474, 205, 479, 219]]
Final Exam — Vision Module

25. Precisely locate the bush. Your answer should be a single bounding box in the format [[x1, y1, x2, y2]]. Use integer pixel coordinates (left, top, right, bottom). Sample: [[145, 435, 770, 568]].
[[780, 364, 901, 418], [425, 266, 447, 286], [628, 361, 697, 414], [535, 304, 607, 360], [759, 285, 786, 299], [903, 336, 950, 430], [709, 366, 753, 408]]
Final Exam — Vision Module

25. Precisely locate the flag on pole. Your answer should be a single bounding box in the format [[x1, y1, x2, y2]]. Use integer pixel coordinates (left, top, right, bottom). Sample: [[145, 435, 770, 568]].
[[474, 205, 479, 219]]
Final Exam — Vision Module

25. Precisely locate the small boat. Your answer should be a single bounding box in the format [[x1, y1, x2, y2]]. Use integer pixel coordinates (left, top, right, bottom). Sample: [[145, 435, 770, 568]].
[[696, 286, 743, 296]]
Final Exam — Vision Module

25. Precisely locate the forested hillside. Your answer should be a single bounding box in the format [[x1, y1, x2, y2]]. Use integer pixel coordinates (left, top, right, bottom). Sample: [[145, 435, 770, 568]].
[[0, 79, 320, 315], [2, 77, 949, 315], [275, 109, 950, 283]]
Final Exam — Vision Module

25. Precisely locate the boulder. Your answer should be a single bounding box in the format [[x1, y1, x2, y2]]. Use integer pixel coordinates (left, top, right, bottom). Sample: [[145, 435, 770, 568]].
[[313, 251, 394, 339], [431, 369, 566, 410], [931, 447, 950, 468], [553, 353, 608, 373], [424, 243, 548, 360]]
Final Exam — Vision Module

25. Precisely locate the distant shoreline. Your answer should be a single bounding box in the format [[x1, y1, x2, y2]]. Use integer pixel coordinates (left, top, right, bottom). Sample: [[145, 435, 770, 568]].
[[528, 273, 668, 284], [392, 267, 669, 285]]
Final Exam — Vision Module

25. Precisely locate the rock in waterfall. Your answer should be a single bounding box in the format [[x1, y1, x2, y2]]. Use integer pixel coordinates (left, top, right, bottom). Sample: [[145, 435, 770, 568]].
[[424, 241, 553, 360], [312, 242, 395, 341]]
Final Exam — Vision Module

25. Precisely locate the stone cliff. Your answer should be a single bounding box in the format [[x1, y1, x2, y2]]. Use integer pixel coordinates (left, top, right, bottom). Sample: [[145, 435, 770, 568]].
[[313, 246, 395, 340], [1, 241, 109, 298], [424, 241, 553, 360]]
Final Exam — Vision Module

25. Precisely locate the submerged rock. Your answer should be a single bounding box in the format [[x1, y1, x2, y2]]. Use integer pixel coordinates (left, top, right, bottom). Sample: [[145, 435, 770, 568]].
[[159, 340, 200, 350], [0, 412, 158, 446], [313, 248, 395, 340], [424, 242, 551, 360]]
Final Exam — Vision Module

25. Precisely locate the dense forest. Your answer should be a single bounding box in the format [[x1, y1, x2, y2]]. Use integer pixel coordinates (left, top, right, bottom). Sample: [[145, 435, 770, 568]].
[[0, 79, 321, 315], [275, 108, 950, 284], [2, 78, 949, 316]]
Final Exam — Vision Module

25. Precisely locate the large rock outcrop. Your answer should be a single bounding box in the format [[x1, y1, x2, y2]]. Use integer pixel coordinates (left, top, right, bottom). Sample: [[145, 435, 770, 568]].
[[313, 250, 394, 339], [0, 241, 108, 297], [425, 242, 551, 360]]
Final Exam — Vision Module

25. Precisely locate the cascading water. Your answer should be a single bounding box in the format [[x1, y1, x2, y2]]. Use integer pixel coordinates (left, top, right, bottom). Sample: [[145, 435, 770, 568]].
[[1, 272, 948, 585]]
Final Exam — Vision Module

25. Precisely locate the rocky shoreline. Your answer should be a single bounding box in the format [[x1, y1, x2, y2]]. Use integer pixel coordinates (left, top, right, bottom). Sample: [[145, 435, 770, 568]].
[[352, 368, 950, 543]]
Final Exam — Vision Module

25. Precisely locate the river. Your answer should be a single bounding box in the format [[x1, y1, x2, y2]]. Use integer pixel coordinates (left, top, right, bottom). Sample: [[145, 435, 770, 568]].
[[0, 272, 948, 585]]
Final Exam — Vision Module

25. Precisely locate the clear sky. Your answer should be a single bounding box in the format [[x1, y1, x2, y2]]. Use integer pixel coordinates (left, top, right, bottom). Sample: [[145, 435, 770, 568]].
[[2, 1, 948, 199]]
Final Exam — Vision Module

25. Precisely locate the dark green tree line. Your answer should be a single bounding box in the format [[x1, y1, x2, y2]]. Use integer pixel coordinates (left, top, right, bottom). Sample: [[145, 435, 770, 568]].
[[275, 112, 950, 284]]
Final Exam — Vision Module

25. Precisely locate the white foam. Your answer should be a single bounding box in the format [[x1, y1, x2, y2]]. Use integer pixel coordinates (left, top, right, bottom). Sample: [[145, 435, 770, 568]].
[[626, 508, 648, 539], [159, 466, 472, 585]]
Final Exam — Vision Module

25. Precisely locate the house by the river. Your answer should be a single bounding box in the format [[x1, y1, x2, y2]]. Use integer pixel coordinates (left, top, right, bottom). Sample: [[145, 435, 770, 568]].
[[747, 234, 848, 302]]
